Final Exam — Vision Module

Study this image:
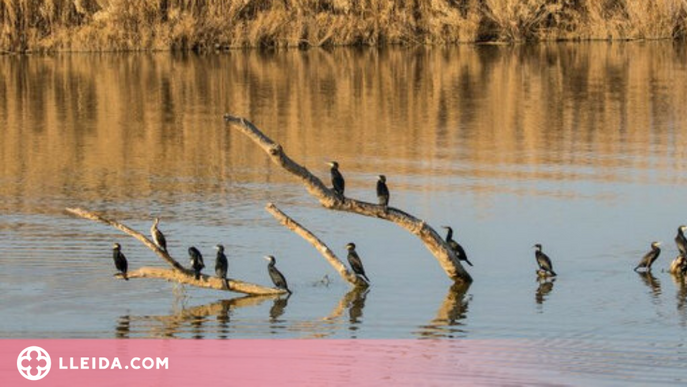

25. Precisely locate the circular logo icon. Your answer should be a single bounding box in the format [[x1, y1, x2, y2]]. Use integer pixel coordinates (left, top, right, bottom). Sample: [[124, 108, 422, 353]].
[[17, 346, 51, 381]]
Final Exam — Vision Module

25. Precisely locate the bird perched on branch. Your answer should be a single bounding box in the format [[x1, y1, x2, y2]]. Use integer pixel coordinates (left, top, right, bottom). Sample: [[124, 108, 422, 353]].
[[264, 255, 291, 294], [346, 242, 370, 283], [441, 226, 473, 266], [670, 255, 686, 275], [112, 243, 129, 280], [215, 244, 229, 289], [634, 241, 661, 272], [188, 247, 205, 280], [675, 225, 687, 257], [377, 175, 390, 208], [150, 217, 167, 252], [328, 161, 345, 198], [533, 244, 556, 277]]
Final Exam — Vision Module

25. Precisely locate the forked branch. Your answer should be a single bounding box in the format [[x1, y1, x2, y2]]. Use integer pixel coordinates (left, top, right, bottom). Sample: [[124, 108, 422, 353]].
[[66, 207, 286, 295], [224, 115, 472, 283]]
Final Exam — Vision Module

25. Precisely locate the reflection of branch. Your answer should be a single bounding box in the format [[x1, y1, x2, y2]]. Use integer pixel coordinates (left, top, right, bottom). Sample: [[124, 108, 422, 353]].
[[118, 296, 274, 338], [535, 278, 555, 305], [323, 287, 369, 321], [266, 203, 364, 287], [416, 282, 471, 338], [66, 207, 286, 295], [224, 115, 471, 284]]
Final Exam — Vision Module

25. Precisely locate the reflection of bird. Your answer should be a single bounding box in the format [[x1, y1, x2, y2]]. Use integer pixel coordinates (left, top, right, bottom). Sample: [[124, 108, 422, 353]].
[[151, 217, 168, 252], [535, 278, 555, 305], [637, 271, 662, 298], [215, 244, 229, 289], [442, 226, 473, 266], [634, 242, 661, 272], [376, 175, 390, 207], [348, 288, 369, 324], [328, 161, 345, 197], [533, 244, 556, 276], [188, 247, 205, 280], [112, 243, 129, 280], [675, 225, 687, 257], [346, 243, 370, 283], [264, 255, 291, 293], [270, 297, 289, 321]]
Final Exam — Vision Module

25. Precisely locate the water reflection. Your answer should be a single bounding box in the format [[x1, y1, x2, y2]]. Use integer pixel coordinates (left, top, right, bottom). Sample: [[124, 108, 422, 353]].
[[636, 271, 662, 302], [670, 273, 687, 326], [535, 278, 555, 308], [416, 282, 471, 338], [269, 296, 290, 322], [116, 295, 274, 338]]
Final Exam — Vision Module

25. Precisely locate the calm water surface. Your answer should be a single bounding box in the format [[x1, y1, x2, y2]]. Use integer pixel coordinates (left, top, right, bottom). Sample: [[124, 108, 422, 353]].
[[2, 43, 687, 384]]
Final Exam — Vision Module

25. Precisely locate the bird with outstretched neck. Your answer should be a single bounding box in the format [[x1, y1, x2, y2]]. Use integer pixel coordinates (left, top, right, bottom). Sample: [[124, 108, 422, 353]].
[[188, 247, 205, 280], [376, 175, 390, 208], [533, 244, 556, 276], [112, 243, 129, 280], [635, 241, 661, 272], [264, 255, 291, 294], [328, 161, 345, 198], [151, 217, 168, 252], [346, 243, 370, 283], [215, 244, 229, 289], [441, 226, 473, 267]]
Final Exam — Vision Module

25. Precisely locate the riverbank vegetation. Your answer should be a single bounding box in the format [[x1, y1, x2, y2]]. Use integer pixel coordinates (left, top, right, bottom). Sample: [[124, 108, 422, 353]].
[[1, 0, 686, 52]]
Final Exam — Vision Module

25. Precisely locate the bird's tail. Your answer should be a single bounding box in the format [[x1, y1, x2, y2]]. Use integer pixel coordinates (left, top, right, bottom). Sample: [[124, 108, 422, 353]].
[[549, 270, 557, 276], [124, 273, 129, 281], [465, 259, 474, 267], [222, 278, 229, 290], [195, 271, 201, 280], [361, 274, 370, 283]]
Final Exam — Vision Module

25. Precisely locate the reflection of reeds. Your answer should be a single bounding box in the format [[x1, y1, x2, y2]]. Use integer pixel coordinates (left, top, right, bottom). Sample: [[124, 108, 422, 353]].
[[2, 1, 687, 51], [2, 44, 687, 210]]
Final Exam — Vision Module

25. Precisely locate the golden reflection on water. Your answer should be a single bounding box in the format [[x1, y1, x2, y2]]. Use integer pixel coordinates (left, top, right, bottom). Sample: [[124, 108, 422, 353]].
[[2, 43, 687, 213]]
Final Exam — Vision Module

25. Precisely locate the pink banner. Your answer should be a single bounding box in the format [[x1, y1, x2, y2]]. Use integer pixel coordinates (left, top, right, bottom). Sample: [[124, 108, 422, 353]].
[[2, 339, 565, 386]]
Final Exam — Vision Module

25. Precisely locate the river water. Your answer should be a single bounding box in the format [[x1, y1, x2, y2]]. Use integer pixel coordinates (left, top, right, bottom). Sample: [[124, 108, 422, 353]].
[[2, 43, 687, 384]]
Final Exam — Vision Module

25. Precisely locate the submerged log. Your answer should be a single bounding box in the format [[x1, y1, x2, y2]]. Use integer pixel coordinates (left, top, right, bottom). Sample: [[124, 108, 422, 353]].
[[66, 207, 287, 295], [224, 114, 472, 284], [266, 203, 366, 287]]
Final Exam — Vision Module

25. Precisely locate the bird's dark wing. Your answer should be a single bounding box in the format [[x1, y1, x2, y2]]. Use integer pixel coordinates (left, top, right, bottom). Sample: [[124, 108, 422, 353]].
[[676, 235, 687, 256], [156, 230, 167, 250], [348, 252, 367, 276], [269, 266, 289, 290]]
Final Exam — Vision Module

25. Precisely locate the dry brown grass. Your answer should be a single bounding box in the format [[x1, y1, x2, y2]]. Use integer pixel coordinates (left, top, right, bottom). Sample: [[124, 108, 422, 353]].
[[1, 0, 687, 52]]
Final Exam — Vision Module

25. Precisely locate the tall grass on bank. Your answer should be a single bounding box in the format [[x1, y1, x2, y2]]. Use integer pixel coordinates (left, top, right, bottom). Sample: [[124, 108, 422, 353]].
[[1, 0, 687, 52]]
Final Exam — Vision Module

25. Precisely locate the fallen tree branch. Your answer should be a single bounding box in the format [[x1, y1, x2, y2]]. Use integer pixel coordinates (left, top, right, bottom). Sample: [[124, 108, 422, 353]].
[[265, 203, 366, 287], [116, 267, 284, 295], [66, 207, 286, 295], [224, 114, 472, 283]]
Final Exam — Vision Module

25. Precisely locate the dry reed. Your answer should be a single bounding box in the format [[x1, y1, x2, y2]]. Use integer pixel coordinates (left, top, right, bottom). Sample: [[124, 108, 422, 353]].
[[1, 0, 686, 52]]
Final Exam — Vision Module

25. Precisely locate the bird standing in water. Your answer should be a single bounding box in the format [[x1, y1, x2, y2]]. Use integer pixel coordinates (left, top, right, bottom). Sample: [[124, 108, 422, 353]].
[[188, 247, 205, 280], [634, 241, 661, 272], [441, 226, 473, 266], [112, 243, 129, 280], [328, 161, 345, 198], [215, 244, 229, 289], [150, 217, 168, 252], [264, 255, 291, 294], [376, 175, 390, 208], [675, 225, 687, 257], [346, 243, 370, 283], [533, 244, 556, 276]]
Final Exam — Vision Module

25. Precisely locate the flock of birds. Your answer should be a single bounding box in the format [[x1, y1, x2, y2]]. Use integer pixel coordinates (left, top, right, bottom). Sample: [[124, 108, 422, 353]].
[[110, 162, 687, 292]]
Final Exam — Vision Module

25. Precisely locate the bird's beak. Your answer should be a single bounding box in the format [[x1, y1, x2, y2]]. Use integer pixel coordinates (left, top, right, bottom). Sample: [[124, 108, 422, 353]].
[[326, 162, 332, 166], [263, 256, 270, 261], [657, 242, 662, 246]]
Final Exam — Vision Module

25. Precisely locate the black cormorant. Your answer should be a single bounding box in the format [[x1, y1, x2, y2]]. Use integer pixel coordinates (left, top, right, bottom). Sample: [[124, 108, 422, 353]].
[[635, 241, 661, 272], [441, 226, 473, 266], [533, 244, 557, 276], [188, 246, 205, 280], [264, 255, 291, 293], [215, 244, 229, 289], [112, 243, 129, 280], [377, 175, 390, 208], [346, 242, 370, 283], [675, 225, 687, 257], [151, 217, 168, 252], [328, 161, 345, 197]]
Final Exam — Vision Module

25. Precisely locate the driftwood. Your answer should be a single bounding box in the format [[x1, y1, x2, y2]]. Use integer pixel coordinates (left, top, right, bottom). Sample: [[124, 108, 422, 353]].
[[224, 114, 472, 283], [265, 203, 366, 287], [66, 207, 286, 295]]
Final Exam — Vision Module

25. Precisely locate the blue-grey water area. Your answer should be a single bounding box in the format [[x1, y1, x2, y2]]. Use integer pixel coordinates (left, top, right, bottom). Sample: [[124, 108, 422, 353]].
[[2, 43, 687, 384]]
